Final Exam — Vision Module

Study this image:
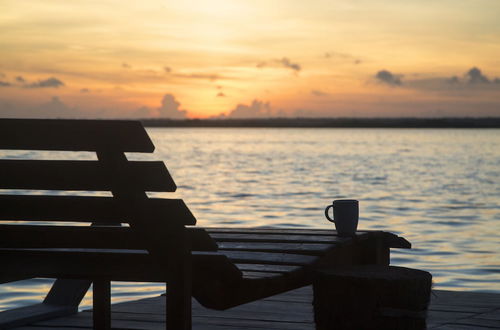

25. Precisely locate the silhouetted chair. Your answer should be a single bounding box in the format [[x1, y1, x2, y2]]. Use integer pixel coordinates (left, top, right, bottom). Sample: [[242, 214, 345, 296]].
[[0, 119, 409, 330]]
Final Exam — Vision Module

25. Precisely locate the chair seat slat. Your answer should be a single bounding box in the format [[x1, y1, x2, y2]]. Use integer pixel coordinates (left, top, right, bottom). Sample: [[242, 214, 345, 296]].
[[0, 249, 241, 283]]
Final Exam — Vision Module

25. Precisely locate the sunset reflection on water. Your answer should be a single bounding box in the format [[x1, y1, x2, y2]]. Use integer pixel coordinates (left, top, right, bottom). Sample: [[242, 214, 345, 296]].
[[1, 128, 499, 310]]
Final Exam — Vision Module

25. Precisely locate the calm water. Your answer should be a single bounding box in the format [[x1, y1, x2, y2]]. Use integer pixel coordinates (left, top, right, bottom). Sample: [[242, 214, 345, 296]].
[[1, 128, 499, 311]]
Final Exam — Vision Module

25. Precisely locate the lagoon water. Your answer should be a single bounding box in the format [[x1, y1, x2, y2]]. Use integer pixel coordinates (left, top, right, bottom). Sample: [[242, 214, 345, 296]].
[[1, 128, 499, 310]]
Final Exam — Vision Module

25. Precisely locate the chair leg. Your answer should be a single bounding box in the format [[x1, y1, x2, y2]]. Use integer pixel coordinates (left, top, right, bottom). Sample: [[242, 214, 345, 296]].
[[166, 271, 192, 329], [93, 279, 111, 330]]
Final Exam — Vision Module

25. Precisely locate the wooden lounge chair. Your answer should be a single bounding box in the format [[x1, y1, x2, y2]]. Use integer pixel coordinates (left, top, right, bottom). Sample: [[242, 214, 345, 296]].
[[0, 119, 410, 330]]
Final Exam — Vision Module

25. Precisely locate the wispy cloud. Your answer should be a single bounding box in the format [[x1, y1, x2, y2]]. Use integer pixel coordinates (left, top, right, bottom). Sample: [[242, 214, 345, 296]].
[[279, 57, 301, 72], [257, 57, 302, 73], [174, 72, 220, 81], [24, 77, 65, 88], [0, 81, 11, 87], [311, 89, 330, 97], [324, 52, 361, 65]]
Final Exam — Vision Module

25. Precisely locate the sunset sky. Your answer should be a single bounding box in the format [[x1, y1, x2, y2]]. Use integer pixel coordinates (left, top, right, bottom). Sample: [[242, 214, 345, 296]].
[[1, 0, 500, 119]]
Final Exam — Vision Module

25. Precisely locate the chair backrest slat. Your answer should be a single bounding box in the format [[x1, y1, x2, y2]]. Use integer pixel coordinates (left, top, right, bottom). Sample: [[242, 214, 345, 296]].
[[0, 160, 176, 192], [0, 195, 195, 225], [0, 119, 154, 152], [0, 118, 202, 257]]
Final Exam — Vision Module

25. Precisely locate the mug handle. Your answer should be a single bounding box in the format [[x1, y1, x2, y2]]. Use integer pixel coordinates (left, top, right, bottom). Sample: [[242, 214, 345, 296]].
[[324, 204, 335, 223]]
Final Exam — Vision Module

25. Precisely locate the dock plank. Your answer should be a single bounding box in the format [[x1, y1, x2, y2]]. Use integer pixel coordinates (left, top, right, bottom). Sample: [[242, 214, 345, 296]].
[[12, 287, 500, 330]]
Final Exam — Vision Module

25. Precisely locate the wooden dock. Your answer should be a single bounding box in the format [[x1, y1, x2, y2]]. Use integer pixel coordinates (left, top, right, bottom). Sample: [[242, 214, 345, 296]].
[[11, 287, 500, 329]]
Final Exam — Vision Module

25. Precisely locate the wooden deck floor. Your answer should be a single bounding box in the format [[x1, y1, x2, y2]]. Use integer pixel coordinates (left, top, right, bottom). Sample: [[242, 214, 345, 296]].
[[12, 287, 500, 330]]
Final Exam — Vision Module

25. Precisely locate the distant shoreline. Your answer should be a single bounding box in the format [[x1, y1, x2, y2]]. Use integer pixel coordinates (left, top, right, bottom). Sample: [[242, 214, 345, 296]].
[[141, 117, 500, 128]]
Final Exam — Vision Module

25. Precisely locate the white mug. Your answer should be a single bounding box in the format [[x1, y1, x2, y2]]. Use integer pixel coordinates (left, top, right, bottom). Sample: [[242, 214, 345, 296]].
[[324, 199, 359, 236]]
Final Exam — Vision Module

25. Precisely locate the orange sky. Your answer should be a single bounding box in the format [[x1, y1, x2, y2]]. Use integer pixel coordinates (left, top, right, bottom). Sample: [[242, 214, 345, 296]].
[[1, 0, 500, 119]]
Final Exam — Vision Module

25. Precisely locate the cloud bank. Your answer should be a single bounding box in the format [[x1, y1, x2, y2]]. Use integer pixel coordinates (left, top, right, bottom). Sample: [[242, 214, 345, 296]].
[[374, 67, 500, 91], [0, 76, 65, 88], [131, 94, 188, 119], [224, 100, 273, 118]]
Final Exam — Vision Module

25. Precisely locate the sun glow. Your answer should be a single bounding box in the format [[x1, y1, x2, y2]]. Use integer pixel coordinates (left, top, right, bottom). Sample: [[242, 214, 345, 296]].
[[1, 0, 499, 118]]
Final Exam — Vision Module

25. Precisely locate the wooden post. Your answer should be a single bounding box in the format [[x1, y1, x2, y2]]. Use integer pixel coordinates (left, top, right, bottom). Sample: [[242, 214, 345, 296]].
[[93, 279, 111, 330], [313, 265, 432, 330]]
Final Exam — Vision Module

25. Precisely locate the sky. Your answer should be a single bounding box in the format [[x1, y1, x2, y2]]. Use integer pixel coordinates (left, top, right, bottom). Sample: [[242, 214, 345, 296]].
[[1, 0, 500, 119]]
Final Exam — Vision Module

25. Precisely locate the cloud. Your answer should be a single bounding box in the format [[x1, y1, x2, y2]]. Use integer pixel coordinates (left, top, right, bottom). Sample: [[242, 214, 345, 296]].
[[25, 77, 65, 88], [123, 94, 187, 118], [122, 62, 131, 69], [375, 70, 403, 86], [311, 89, 329, 97], [157, 94, 188, 119], [466, 67, 490, 84], [0, 81, 11, 87], [324, 52, 362, 65], [279, 57, 301, 72], [164, 66, 172, 73], [226, 100, 272, 118], [15, 76, 25, 83], [256, 57, 302, 73], [80, 88, 90, 93], [216, 92, 226, 97]]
